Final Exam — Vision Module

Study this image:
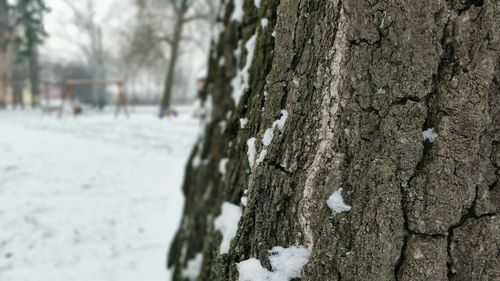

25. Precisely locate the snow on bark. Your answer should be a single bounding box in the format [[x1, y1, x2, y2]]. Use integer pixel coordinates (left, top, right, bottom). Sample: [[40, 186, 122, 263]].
[[212, 22, 225, 45], [237, 258, 269, 281], [254, 0, 261, 9], [326, 188, 351, 215], [272, 110, 288, 131], [214, 202, 242, 254], [240, 117, 249, 128], [421, 128, 438, 142], [256, 149, 267, 165], [219, 158, 229, 175], [262, 128, 274, 146], [241, 189, 249, 207], [241, 196, 248, 207], [182, 253, 203, 281], [230, 0, 245, 22], [237, 246, 310, 281], [247, 137, 257, 168], [255, 110, 288, 164], [261, 18, 268, 29], [231, 34, 257, 105]]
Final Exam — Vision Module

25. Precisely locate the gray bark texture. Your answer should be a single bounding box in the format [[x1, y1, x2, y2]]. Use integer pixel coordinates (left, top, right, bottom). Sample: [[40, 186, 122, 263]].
[[168, 0, 500, 280]]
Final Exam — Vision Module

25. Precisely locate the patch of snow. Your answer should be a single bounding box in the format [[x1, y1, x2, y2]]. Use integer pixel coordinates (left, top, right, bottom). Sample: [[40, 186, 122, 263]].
[[218, 1, 227, 18], [261, 110, 288, 147], [240, 117, 249, 129], [271, 31, 276, 37], [231, 0, 245, 22], [212, 22, 225, 44], [237, 246, 310, 281], [241, 196, 248, 207], [231, 34, 257, 105], [413, 249, 424, 260], [182, 253, 203, 281], [268, 246, 310, 279], [272, 110, 288, 131], [219, 57, 225, 67], [192, 152, 202, 167], [191, 140, 207, 168], [422, 128, 438, 143], [247, 137, 257, 168], [261, 18, 269, 28], [242, 34, 258, 94], [214, 202, 242, 254], [262, 128, 274, 146], [256, 149, 267, 165], [379, 11, 386, 29], [180, 243, 188, 263], [234, 40, 242, 65], [199, 95, 213, 124], [237, 258, 270, 281], [0, 106, 199, 280], [219, 158, 229, 175], [254, 0, 261, 9], [251, 110, 289, 167], [196, 68, 207, 80], [327, 188, 351, 216], [219, 120, 227, 132], [376, 88, 386, 95]]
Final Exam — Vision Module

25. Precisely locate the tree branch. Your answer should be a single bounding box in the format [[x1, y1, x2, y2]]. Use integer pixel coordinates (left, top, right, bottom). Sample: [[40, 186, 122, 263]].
[[182, 13, 210, 23]]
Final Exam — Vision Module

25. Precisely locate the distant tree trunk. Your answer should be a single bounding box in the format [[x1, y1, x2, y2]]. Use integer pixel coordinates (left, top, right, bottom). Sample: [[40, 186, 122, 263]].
[[0, 0, 9, 108], [160, 0, 187, 111], [0, 0, 8, 45], [29, 48, 39, 107], [12, 62, 24, 109], [168, 0, 499, 280]]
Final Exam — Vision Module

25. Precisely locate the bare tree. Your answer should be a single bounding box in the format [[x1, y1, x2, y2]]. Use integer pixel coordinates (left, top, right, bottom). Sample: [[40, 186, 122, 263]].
[[160, 0, 219, 112], [63, 0, 107, 108], [128, 0, 217, 113]]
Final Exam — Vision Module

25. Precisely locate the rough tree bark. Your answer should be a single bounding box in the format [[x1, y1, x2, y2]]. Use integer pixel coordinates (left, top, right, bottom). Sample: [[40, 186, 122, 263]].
[[168, 0, 499, 280]]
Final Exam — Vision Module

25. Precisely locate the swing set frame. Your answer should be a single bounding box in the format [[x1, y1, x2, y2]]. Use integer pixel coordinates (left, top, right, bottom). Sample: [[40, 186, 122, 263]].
[[58, 79, 129, 118]]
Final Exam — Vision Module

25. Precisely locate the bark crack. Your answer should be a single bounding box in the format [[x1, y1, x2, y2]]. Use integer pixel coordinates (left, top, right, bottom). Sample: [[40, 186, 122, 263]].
[[446, 201, 497, 277], [394, 6, 455, 279]]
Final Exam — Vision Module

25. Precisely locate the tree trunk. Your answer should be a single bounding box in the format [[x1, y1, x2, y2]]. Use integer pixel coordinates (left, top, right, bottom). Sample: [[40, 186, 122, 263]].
[[12, 61, 24, 109], [168, 0, 499, 280], [29, 48, 39, 107], [160, 1, 187, 110]]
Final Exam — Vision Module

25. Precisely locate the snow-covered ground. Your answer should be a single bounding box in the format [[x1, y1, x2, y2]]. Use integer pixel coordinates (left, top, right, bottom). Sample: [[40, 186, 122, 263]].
[[0, 106, 199, 281]]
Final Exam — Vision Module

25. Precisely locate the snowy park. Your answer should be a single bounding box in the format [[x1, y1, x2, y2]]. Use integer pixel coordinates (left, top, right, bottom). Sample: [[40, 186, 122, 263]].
[[0, 107, 198, 280], [1, 0, 498, 280]]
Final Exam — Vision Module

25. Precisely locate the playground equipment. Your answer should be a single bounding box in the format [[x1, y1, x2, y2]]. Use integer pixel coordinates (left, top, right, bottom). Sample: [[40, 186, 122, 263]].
[[58, 79, 129, 118]]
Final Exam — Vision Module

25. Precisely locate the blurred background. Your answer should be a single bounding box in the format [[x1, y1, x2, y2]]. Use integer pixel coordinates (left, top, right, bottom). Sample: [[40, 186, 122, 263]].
[[0, 0, 216, 280]]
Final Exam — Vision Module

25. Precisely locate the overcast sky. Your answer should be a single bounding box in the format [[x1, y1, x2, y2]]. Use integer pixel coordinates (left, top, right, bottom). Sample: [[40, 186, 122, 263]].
[[40, 0, 136, 63]]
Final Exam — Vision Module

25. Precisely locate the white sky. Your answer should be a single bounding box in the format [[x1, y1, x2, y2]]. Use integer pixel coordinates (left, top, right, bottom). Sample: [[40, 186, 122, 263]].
[[40, 0, 136, 63]]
